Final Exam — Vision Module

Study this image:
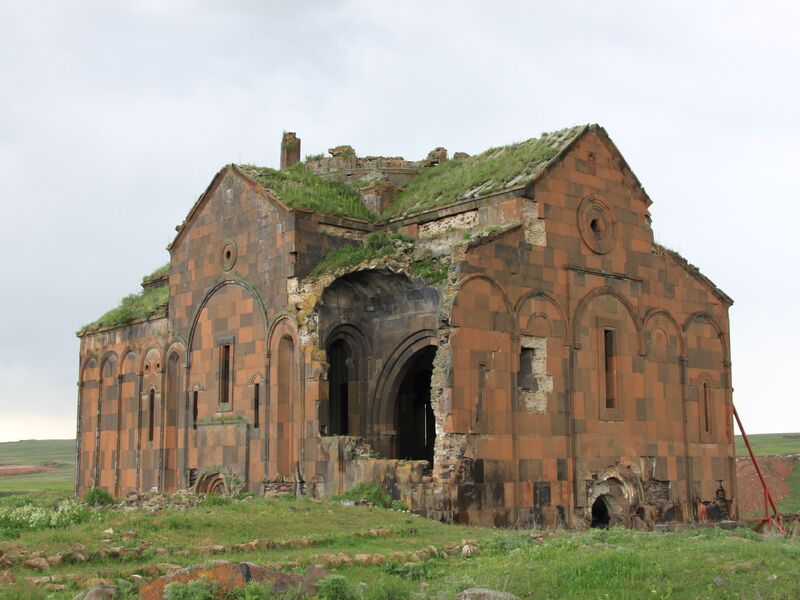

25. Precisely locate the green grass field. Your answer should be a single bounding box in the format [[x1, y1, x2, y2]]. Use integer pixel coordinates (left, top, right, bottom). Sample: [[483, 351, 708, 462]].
[[735, 432, 800, 456], [1, 493, 799, 599], [0, 439, 74, 494], [0, 440, 799, 598]]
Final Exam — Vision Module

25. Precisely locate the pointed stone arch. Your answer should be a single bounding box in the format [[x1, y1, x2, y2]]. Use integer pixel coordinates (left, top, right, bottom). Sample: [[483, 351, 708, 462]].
[[515, 290, 569, 341], [370, 329, 438, 458], [268, 317, 303, 481], [683, 312, 729, 364], [643, 309, 685, 358], [572, 287, 643, 354], [450, 274, 514, 327], [323, 323, 371, 437], [187, 279, 269, 361]]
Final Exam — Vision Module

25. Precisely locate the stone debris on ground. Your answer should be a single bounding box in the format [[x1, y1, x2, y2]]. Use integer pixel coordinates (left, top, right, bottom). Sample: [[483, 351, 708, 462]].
[[73, 583, 120, 599], [455, 589, 519, 600], [11, 526, 481, 596], [138, 561, 329, 600], [116, 489, 203, 513]]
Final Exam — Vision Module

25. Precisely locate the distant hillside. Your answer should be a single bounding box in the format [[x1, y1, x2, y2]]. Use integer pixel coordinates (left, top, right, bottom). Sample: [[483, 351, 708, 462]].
[[0, 438, 74, 493], [0, 438, 74, 465], [735, 433, 800, 456]]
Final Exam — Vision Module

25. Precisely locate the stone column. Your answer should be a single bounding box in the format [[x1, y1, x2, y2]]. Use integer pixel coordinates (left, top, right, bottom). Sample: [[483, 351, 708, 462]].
[[75, 381, 83, 497]]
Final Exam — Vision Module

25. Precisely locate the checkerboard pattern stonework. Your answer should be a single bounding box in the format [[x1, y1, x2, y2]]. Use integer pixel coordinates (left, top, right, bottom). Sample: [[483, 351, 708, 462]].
[[76, 125, 735, 529]]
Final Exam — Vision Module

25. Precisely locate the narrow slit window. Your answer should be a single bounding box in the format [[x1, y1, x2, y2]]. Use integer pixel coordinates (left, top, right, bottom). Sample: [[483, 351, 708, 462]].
[[253, 383, 260, 429], [192, 391, 198, 430], [703, 382, 711, 434], [148, 389, 155, 442], [603, 329, 617, 410], [476, 363, 487, 422], [220, 345, 231, 405]]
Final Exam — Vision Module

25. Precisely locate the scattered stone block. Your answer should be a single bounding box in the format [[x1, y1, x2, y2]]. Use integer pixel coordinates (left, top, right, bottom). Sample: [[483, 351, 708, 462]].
[[456, 589, 519, 600], [24, 557, 50, 571]]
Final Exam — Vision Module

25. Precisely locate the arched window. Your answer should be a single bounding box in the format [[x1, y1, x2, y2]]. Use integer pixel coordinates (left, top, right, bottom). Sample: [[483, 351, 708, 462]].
[[253, 383, 260, 429], [148, 389, 155, 442], [192, 391, 198, 430], [603, 329, 617, 410]]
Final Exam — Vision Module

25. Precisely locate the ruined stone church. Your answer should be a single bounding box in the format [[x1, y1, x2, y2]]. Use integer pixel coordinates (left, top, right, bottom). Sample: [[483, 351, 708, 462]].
[[76, 124, 735, 528]]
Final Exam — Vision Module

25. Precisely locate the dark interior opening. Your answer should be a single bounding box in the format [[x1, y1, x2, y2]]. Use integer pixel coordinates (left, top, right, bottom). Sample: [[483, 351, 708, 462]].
[[219, 344, 231, 405], [603, 329, 617, 409], [591, 497, 610, 528], [148, 388, 155, 442], [395, 346, 437, 464], [328, 339, 350, 435], [590, 217, 604, 239]]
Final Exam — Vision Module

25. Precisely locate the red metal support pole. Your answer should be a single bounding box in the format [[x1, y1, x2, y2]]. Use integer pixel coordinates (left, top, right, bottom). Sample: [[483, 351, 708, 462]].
[[733, 403, 784, 533]]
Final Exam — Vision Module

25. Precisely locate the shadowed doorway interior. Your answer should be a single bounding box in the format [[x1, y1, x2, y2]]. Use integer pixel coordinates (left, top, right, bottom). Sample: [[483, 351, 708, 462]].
[[395, 346, 436, 464]]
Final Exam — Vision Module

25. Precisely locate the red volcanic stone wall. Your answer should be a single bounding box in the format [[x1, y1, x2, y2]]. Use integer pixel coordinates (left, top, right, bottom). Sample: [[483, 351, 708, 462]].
[[76, 130, 734, 529], [440, 130, 733, 526]]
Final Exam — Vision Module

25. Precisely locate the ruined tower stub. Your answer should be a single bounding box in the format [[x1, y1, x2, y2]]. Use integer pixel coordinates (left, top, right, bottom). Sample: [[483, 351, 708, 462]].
[[280, 131, 301, 170]]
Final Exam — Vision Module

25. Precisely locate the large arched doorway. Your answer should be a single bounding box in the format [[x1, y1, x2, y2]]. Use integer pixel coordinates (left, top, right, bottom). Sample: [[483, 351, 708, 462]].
[[394, 346, 437, 464]]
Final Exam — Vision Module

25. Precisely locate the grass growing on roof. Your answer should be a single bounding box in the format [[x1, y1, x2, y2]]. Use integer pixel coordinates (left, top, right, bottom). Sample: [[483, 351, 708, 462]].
[[240, 163, 374, 222], [384, 126, 584, 218], [309, 232, 411, 277], [141, 262, 169, 284], [78, 269, 169, 335], [410, 256, 448, 284]]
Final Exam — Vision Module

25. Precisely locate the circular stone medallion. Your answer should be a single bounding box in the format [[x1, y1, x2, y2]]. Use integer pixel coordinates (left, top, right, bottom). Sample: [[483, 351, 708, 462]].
[[577, 197, 617, 254]]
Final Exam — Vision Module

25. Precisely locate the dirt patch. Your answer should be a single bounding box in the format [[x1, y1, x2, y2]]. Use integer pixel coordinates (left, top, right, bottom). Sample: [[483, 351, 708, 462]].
[[0, 465, 55, 477], [735, 455, 796, 515]]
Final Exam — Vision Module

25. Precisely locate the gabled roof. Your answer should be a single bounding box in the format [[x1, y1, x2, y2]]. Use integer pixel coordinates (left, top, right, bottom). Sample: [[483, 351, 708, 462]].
[[168, 165, 235, 251], [170, 125, 652, 241], [168, 164, 373, 251]]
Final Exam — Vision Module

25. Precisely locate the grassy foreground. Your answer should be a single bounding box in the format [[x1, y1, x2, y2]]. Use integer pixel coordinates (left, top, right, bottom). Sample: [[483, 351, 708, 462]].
[[2, 440, 799, 598], [0, 490, 799, 600]]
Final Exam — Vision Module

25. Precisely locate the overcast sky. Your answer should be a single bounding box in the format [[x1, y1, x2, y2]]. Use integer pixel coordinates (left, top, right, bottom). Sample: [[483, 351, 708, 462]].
[[0, 1, 797, 442]]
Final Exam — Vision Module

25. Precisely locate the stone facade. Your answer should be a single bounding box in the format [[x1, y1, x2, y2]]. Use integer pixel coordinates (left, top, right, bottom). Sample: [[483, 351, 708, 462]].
[[76, 125, 735, 529]]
